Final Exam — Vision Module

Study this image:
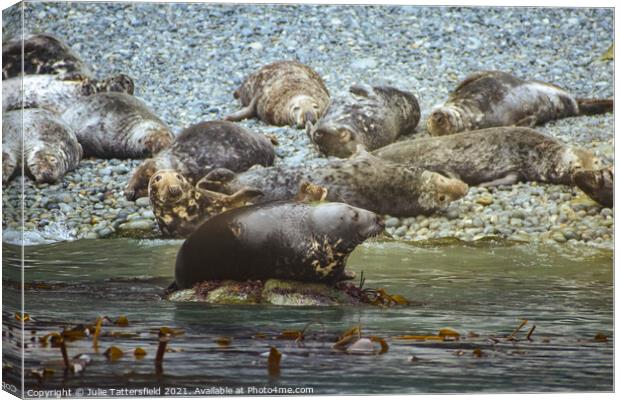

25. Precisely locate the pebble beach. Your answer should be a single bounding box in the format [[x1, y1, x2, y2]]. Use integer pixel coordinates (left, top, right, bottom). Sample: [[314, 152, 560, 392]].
[[2, 3, 614, 248]]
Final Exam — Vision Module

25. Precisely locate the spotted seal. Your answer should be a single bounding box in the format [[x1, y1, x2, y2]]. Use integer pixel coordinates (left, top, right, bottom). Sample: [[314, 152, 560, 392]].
[[224, 60, 330, 128], [427, 70, 614, 136], [198, 148, 468, 217], [60, 92, 173, 159], [124, 120, 275, 200], [373, 127, 600, 187], [3, 108, 82, 184], [307, 84, 420, 157], [2, 33, 91, 79], [173, 201, 385, 289], [148, 169, 263, 237], [2, 74, 134, 114], [573, 166, 613, 208]]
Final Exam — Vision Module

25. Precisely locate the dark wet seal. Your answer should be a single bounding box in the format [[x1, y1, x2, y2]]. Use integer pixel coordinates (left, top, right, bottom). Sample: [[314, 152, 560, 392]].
[[374, 126, 601, 187], [224, 60, 330, 128], [173, 201, 384, 289], [427, 70, 613, 136]]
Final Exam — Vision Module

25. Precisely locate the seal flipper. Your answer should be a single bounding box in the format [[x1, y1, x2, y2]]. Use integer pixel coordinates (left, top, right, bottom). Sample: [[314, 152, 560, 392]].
[[515, 115, 538, 128], [480, 173, 519, 187], [224, 97, 258, 122], [349, 84, 372, 97], [576, 98, 614, 116], [573, 167, 613, 208], [224, 187, 264, 207], [196, 168, 236, 191]]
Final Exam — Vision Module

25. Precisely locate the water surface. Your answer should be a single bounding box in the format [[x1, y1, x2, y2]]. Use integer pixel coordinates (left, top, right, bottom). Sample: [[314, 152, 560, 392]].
[[2, 239, 613, 394]]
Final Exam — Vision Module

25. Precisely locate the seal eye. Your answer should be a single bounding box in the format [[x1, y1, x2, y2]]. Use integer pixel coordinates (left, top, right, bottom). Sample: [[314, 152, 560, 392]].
[[155, 175, 162, 182], [293, 106, 301, 112], [176, 174, 182, 180], [438, 195, 446, 202]]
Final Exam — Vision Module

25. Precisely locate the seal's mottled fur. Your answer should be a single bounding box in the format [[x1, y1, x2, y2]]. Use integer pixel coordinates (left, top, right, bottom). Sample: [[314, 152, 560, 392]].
[[225, 60, 330, 127], [374, 127, 600, 187], [61, 92, 173, 159], [125, 120, 275, 200], [427, 71, 613, 136], [3, 109, 82, 184], [198, 149, 468, 217], [309, 84, 420, 157], [148, 170, 262, 237]]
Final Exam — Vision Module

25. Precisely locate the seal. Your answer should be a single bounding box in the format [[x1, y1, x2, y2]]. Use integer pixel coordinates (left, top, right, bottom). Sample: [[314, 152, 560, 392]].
[[573, 166, 613, 208], [2, 108, 82, 184], [2, 74, 134, 114], [224, 60, 330, 128], [60, 92, 173, 159], [373, 126, 600, 186], [307, 84, 420, 157], [173, 201, 385, 289], [198, 148, 469, 217], [124, 120, 275, 200], [427, 70, 614, 136], [2, 33, 91, 79], [148, 169, 263, 237]]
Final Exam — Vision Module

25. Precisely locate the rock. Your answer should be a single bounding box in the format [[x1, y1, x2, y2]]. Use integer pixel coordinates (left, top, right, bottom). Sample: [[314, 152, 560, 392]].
[[476, 195, 493, 206], [351, 57, 377, 70], [551, 231, 567, 243], [118, 219, 155, 233], [167, 279, 361, 306], [385, 217, 400, 228], [135, 197, 151, 207]]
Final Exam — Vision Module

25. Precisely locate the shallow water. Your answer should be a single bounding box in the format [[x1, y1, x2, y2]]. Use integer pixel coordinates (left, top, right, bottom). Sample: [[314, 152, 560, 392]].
[[2, 238, 613, 394]]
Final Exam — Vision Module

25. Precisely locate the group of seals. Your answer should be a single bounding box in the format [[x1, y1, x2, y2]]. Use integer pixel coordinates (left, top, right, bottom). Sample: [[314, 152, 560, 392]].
[[198, 149, 469, 217], [307, 84, 421, 157], [427, 70, 613, 136], [173, 201, 385, 289], [2, 109, 82, 184], [373, 127, 600, 187], [125, 120, 275, 200], [225, 60, 330, 128], [1, 33, 176, 184]]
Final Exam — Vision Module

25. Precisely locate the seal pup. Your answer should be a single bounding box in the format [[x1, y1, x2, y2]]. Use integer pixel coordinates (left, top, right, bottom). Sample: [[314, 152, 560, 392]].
[[427, 70, 614, 136], [224, 60, 330, 128], [173, 201, 385, 289], [308, 84, 420, 157], [2, 74, 134, 114], [148, 169, 263, 237], [124, 120, 275, 200], [373, 127, 600, 187], [573, 166, 613, 208], [61, 92, 173, 159], [3, 108, 82, 184], [198, 148, 468, 217], [2, 33, 91, 79]]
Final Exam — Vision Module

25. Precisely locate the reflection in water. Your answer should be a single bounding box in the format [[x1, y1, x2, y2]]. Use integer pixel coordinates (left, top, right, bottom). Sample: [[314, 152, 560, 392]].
[[2, 239, 613, 393]]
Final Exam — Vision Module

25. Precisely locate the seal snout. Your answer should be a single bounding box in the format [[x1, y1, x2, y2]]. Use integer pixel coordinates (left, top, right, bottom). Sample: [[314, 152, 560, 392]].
[[168, 184, 183, 197]]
